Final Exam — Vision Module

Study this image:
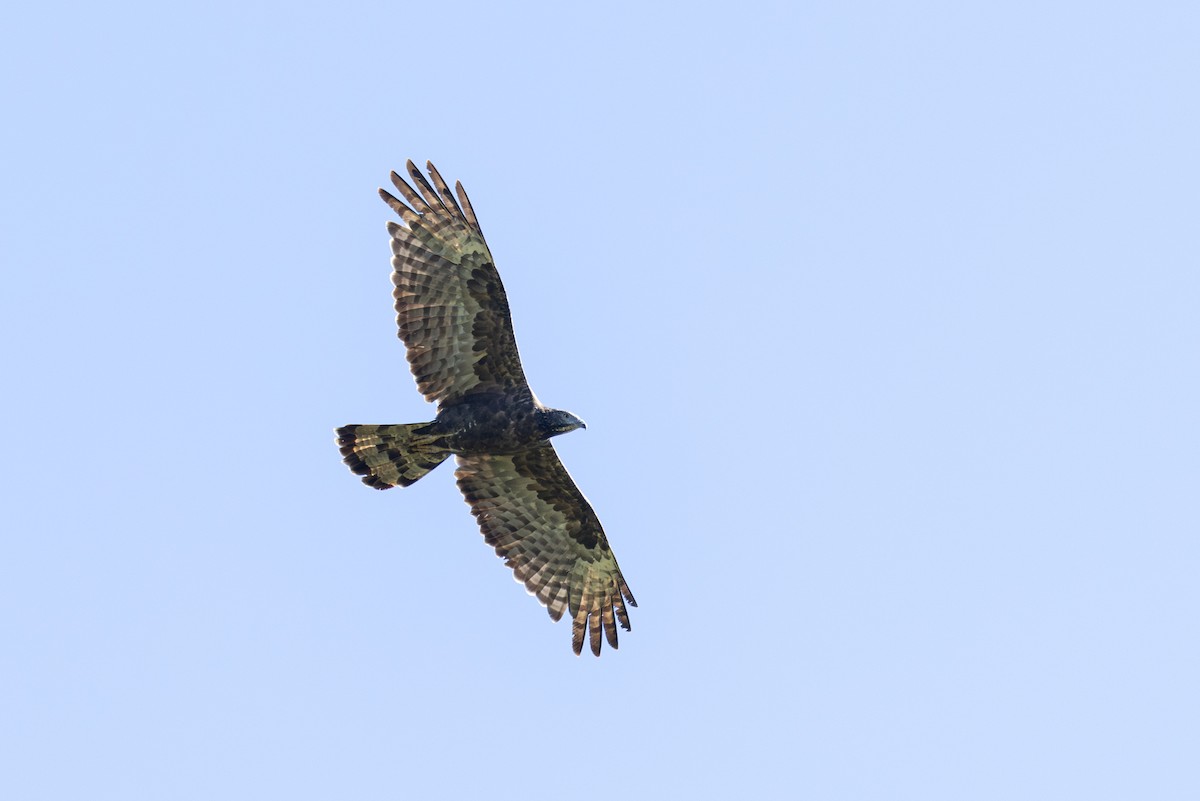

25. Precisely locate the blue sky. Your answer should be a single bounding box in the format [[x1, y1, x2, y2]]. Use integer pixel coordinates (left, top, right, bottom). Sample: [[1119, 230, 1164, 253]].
[[3, 1, 1198, 798]]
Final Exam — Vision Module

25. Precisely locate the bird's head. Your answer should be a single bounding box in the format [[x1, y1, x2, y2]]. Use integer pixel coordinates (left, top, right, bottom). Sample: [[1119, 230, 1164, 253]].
[[540, 408, 587, 438]]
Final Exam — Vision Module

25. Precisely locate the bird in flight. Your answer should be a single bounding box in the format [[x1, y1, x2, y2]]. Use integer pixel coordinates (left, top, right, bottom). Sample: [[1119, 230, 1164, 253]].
[[336, 161, 636, 656]]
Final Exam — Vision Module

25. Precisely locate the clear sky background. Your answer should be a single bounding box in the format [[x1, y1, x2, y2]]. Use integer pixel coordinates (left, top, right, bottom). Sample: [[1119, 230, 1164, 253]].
[[3, 2, 1198, 799]]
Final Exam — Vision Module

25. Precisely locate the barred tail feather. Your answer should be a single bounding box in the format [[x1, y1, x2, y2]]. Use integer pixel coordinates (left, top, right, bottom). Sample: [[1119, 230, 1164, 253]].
[[335, 423, 450, 489]]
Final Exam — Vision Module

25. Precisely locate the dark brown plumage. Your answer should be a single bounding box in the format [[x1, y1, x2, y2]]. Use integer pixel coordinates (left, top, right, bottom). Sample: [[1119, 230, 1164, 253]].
[[336, 161, 636, 656]]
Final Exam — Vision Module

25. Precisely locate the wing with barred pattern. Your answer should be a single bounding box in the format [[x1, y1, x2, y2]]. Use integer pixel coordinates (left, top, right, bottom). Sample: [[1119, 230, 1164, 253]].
[[379, 161, 531, 407], [455, 446, 637, 656]]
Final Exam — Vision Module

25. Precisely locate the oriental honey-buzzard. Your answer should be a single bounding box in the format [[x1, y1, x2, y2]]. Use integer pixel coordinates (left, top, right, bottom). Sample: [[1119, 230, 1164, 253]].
[[336, 161, 636, 656]]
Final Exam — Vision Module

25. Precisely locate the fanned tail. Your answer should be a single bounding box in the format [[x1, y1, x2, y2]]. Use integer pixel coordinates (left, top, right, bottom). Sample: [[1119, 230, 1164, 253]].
[[335, 423, 450, 489]]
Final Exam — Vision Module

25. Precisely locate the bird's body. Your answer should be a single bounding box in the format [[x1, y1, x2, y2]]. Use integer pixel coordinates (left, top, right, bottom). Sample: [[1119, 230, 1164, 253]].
[[435, 390, 582, 456], [336, 161, 635, 656]]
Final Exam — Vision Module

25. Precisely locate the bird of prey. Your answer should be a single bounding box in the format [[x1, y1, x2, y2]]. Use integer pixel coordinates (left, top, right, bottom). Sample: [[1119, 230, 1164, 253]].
[[336, 161, 636, 656]]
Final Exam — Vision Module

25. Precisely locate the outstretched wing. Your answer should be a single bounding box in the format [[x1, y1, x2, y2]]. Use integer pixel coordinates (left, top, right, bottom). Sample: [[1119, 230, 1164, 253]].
[[455, 446, 637, 656], [380, 161, 530, 407]]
